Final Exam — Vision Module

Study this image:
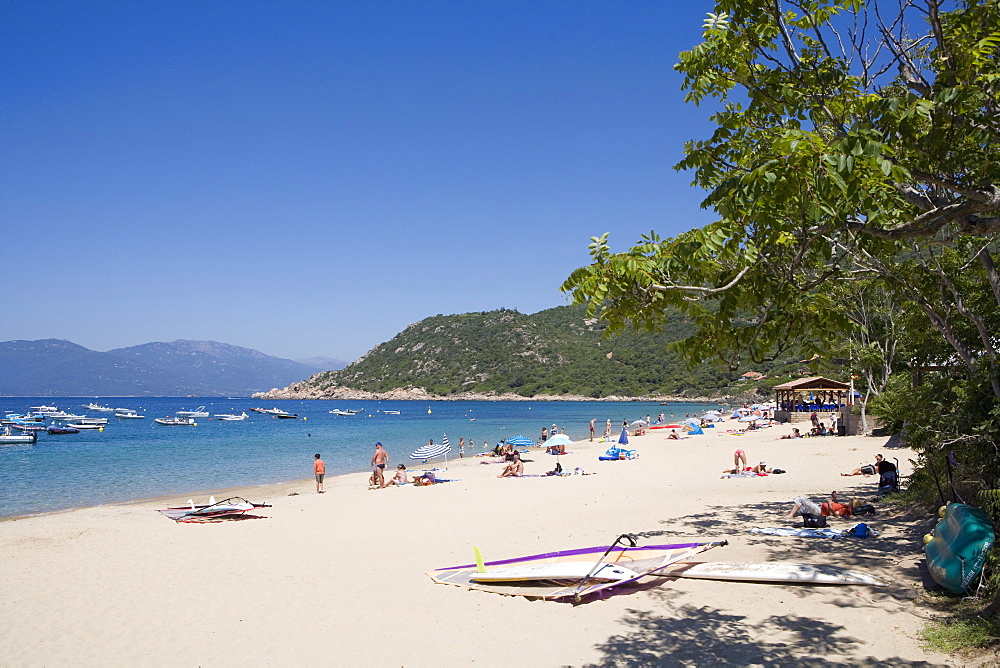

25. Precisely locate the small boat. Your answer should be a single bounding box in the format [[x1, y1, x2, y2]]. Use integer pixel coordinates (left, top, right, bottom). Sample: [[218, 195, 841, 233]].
[[82, 402, 115, 412], [49, 413, 86, 422], [175, 406, 209, 418], [48, 425, 81, 434], [248, 407, 269, 413], [382, 410, 401, 415], [154, 417, 197, 426], [329, 409, 353, 416], [67, 423, 104, 430], [215, 412, 249, 421], [274, 412, 299, 419], [29, 405, 59, 414], [72, 417, 109, 425], [0, 426, 37, 444], [157, 496, 271, 523], [12, 422, 46, 432], [115, 410, 145, 419]]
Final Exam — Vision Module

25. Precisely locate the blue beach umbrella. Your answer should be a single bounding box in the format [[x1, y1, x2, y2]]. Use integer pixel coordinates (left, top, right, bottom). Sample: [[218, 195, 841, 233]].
[[504, 435, 535, 448], [618, 428, 629, 445]]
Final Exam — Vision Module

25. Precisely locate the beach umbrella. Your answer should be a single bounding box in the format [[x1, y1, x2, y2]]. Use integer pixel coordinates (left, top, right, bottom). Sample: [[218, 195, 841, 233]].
[[411, 435, 452, 463], [702, 411, 721, 419], [504, 435, 535, 448], [684, 417, 701, 427], [739, 415, 760, 423], [618, 428, 629, 445], [545, 434, 573, 447], [630, 419, 648, 426]]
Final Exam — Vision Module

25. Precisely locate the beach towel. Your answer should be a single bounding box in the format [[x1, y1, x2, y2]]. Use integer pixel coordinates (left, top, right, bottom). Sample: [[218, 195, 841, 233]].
[[750, 525, 879, 538], [750, 527, 843, 538], [721, 472, 764, 478]]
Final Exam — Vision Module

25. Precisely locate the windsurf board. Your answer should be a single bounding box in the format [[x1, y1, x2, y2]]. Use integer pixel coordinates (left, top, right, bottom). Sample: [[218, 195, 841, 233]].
[[656, 561, 887, 586]]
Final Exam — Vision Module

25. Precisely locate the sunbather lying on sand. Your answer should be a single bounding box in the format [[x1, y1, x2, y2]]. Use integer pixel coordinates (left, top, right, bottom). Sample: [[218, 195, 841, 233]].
[[787, 491, 858, 518]]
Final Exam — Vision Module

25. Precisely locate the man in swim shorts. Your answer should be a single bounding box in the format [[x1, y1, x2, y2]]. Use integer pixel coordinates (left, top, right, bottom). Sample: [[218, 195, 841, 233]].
[[314, 453, 325, 493], [371, 442, 390, 488]]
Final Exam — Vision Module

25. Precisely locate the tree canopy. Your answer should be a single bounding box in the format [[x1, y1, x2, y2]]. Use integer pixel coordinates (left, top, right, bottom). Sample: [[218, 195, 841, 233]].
[[563, 0, 1000, 399]]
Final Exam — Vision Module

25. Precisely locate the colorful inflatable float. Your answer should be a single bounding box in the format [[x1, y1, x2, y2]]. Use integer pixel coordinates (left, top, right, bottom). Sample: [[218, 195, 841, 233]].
[[924, 503, 995, 594]]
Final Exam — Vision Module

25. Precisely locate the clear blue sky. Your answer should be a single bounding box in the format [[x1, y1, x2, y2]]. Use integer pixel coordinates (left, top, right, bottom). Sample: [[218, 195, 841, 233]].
[[1, 0, 719, 362]]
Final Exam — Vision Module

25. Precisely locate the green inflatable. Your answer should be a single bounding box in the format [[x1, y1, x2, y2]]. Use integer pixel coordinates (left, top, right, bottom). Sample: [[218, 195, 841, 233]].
[[924, 503, 995, 594]]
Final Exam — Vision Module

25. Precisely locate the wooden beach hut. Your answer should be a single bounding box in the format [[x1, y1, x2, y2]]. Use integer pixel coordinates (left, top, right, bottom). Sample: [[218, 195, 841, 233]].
[[773, 377, 855, 434]]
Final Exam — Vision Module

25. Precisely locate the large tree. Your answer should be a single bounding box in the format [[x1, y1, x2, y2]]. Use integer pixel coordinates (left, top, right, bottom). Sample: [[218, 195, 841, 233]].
[[562, 0, 1000, 397]]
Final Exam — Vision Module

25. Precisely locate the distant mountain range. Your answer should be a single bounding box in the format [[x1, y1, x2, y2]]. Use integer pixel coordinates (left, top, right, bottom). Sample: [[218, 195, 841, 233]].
[[0, 339, 348, 397]]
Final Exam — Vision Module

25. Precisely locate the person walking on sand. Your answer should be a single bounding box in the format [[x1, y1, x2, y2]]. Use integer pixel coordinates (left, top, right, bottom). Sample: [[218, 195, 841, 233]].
[[314, 453, 326, 493], [371, 442, 390, 488], [589, 418, 596, 441]]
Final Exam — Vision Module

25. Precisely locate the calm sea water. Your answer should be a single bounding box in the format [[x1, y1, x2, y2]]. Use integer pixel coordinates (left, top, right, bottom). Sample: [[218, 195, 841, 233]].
[[0, 397, 723, 518]]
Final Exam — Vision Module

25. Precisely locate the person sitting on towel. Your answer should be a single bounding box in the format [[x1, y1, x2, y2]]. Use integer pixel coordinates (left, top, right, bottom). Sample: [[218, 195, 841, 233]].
[[498, 452, 524, 478], [386, 464, 408, 486]]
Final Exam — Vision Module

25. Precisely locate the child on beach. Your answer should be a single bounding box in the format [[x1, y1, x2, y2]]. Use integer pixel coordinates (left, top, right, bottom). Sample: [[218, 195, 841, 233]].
[[314, 454, 325, 494]]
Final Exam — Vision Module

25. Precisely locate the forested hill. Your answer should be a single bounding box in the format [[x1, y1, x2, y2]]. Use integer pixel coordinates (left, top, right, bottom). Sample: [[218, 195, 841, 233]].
[[290, 305, 786, 399]]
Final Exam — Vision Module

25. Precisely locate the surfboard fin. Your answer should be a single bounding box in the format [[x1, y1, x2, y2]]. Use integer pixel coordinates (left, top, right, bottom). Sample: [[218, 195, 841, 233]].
[[474, 546, 485, 573]]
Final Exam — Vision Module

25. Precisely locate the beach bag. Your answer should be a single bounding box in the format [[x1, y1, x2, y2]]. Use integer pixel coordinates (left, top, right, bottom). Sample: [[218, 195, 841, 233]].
[[855, 503, 877, 516], [845, 522, 877, 537], [802, 514, 827, 528]]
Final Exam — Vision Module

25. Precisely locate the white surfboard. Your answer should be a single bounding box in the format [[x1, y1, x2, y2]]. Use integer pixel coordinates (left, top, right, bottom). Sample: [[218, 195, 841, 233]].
[[471, 561, 640, 583], [657, 561, 887, 586]]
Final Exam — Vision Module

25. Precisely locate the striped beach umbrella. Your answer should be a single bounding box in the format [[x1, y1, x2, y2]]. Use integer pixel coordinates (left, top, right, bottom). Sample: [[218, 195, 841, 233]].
[[410, 434, 452, 466], [504, 435, 535, 448]]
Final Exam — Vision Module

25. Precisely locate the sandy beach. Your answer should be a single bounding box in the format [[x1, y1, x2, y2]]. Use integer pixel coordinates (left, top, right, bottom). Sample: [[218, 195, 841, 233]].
[[0, 421, 953, 666]]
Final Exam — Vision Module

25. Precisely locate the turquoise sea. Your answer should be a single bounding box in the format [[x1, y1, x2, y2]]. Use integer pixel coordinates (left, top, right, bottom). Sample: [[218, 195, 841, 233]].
[[0, 397, 723, 518]]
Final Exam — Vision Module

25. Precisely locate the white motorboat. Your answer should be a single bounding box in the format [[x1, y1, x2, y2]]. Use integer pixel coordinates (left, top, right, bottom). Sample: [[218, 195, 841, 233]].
[[154, 417, 197, 426], [329, 409, 353, 416], [382, 410, 401, 415], [28, 405, 59, 414], [73, 417, 109, 425], [175, 406, 209, 418], [67, 423, 104, 430], [115, 410, 145, 419], [215, 412, 249, 421], [82, 403, 116, 412], [49, 413, 86, 422], [0, 426, 38, 444]]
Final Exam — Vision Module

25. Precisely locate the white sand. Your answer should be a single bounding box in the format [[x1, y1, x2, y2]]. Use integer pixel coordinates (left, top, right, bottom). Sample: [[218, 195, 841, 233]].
[[0, 422, 950, 666]]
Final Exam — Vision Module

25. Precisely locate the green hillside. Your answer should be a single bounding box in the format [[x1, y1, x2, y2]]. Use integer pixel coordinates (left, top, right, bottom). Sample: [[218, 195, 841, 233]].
[[305, 305, 791, 398]]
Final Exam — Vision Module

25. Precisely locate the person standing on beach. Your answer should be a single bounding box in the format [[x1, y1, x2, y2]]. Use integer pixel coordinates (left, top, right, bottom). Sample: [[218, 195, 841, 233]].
[[314, 453, 326, 494], [604, 419, 612, 438], [589, 418, 596, 441], [459, 437, 465, 458], [371, 442, 390, 488]]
